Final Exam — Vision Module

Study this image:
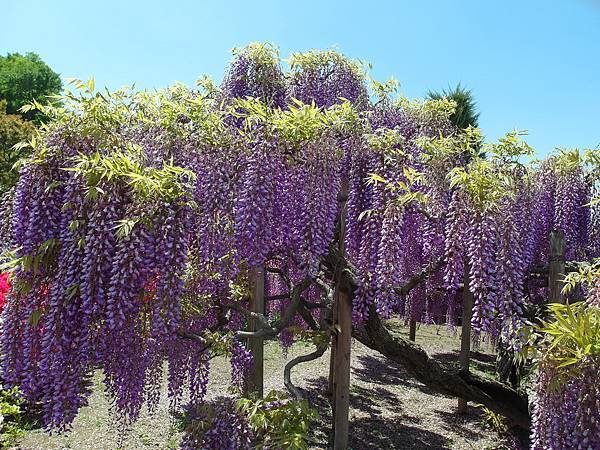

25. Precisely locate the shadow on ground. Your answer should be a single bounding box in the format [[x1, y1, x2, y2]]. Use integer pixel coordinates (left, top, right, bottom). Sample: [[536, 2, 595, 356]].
[[434, 409, 488, 442], [353, 354, 446, 398], [301, 365, 479, 449], [303, 378, 453, 449]]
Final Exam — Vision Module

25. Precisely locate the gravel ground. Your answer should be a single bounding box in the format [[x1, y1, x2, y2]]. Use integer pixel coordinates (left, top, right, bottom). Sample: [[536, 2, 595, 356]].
[[16, 323, 506, 450]]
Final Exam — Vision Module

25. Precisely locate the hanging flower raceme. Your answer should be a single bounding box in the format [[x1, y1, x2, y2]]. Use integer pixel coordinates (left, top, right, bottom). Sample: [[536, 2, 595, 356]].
[[553, 164, 591, 260], [437, 131, 548, 342]]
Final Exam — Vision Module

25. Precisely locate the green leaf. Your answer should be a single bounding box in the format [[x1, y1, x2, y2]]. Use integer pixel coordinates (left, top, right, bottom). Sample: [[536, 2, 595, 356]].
[[28, 309, 43, 326]]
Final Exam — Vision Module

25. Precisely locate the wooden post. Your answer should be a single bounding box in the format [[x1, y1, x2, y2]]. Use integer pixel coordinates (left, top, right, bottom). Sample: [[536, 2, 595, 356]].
[[327, 303, 337, 398], [548, 229, 566, 304], [333, 291, 352, 449], [458, 264, 473, 414], [409, 319, 417, 341], [247, 265, 265, 397], [333, 177, 351, 450]]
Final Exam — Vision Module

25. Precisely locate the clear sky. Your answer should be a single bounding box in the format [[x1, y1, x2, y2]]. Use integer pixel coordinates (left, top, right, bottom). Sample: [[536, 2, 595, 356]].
[[2, 0, 599, 156]]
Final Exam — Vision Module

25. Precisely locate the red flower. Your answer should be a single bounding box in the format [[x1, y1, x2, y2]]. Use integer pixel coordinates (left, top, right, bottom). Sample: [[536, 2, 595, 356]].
[[142, 274, 160, 302], [0, 272, 12, 313]]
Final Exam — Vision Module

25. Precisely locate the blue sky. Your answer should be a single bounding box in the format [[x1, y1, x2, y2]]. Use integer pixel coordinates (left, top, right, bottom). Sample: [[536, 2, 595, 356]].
[[2, 0, 599, 156]]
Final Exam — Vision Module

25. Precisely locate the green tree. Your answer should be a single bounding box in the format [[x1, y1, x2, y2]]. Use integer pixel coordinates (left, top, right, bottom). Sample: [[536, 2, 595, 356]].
[[0, 52, 62, 122], [427, 83, 479, 130], [0, 100, 34, 192]]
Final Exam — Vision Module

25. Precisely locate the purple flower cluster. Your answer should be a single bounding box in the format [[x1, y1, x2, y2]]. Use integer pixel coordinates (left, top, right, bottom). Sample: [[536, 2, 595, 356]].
[[554, 167, 591, 260], [1, 128, 193, 430], [531, 359, 600, 450], [588, 184, 600, 259], [443, 191, 468, 293], [466, 214, 500, 335], [230, 339, 253, 391], [527, 163, 557, 265], [181, 398, 254, 450], [228, 135, 342, 274], [438, 157, 596, 344], [221, 43, 286, 108], [345, 103, 456, 325], [287, 50, 369, 109]]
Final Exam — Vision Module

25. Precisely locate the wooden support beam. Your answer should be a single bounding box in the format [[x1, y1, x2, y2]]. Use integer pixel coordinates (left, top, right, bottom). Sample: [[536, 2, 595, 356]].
[[548, 229, 566, 304], [458, 264, 473, 414], [332, 177, 351, 450], [247, 265, 265, 397]]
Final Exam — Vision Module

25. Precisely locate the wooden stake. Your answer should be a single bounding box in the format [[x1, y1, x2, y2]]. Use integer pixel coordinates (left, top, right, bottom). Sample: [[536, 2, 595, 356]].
[[548, 229, 566, 304], [409, 319, 417, 341], [247, 265, 265, 397], [458, 264, 473, 414]]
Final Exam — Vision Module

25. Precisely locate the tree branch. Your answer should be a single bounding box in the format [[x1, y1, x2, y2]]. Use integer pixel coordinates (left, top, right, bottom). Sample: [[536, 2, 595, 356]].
[[236, 278, 312, 339], [176, 330, 211, 355], [225, 302, 270, 329], [266, 294, 290, 301], [392, 256, 445, 296], [284, 344, 329, 400], [413, 206, 445, 223], [528, 260, 588, 275], [302, 300, 330, 310], [353, 304, 530, 429], [298, 301, 321, 330]]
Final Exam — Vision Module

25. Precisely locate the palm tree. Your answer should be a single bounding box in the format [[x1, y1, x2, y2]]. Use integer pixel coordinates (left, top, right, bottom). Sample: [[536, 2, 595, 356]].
[[427, 83, 479, 130]]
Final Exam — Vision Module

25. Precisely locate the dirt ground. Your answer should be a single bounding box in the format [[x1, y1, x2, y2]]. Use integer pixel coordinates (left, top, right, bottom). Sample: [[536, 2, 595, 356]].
[[16, 323, 508, 450]]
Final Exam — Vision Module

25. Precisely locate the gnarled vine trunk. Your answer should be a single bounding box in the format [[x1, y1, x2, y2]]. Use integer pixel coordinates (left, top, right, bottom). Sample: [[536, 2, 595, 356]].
[[322, 244, 531, 430]]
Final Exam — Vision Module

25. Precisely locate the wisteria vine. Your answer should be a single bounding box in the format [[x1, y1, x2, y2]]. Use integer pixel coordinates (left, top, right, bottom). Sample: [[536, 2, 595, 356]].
[[0, 43, 597, 450]]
